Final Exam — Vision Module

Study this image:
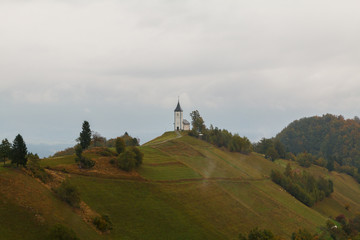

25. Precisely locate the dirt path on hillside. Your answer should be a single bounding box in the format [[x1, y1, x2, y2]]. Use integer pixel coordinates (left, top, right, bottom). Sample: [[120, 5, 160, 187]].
[[153, 177, 269, 183], [46, 167, 268, 184]]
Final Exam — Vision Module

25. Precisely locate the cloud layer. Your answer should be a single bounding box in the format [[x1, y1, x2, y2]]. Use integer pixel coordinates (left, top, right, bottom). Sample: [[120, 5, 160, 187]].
[[1, 0, 360, 152]]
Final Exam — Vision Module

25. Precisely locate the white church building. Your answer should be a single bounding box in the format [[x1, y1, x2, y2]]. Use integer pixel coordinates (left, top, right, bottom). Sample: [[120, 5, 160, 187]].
[[174, 100, 190, 131]]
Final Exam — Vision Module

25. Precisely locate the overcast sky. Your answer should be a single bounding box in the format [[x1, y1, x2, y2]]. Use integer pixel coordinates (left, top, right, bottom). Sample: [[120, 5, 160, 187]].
[[1, 0, 360, 156]]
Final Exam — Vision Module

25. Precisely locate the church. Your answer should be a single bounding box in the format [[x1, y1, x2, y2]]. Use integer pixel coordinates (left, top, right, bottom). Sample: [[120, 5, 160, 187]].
[[174, 100, 190, 131]]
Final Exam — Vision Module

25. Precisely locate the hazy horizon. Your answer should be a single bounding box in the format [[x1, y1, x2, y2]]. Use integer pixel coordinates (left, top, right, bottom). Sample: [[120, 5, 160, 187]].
[[1, 1, 360, 156]]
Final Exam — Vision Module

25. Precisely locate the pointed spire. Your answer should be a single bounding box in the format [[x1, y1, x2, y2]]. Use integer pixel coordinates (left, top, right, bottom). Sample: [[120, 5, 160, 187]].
[[174, 99, 183, 112]]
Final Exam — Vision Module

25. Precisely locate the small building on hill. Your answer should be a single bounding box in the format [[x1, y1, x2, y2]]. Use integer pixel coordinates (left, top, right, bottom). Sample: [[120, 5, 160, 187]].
[[174, 100, 190, 131], [183, 119, 190, 131]]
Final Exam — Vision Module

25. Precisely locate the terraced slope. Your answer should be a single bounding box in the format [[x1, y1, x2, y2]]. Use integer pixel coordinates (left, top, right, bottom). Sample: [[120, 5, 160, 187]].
[[1, 132, 360, 239]]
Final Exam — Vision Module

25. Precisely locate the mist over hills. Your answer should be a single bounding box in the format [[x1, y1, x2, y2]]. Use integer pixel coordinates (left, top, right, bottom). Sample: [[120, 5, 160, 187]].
[[27, 143, 73, 158]]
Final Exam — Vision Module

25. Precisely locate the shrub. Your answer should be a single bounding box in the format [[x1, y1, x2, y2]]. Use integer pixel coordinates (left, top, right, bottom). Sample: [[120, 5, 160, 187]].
[[117, 149, 136, 172], [93, 215, 113, 232], [109, 158, 116, 165], [27, 153, 52, 183], [130, 147, 144, 167], [239, 227, 275, 240], [265, 147, 279, 161], [345, 203, 350, 211], [98, 148, 117, 157], [286, 152, 297, 161], [75, 152, 95, 169], [115, 137, 126, 155], [54, 180, 81, 208], [79, 157, 95, 169], [335, 214, 347, 225], [297, 152, 313, 168], [291, 228, 314, 240], [48, 224, 79, 240], [74, 144, 83, 159], [34, 168, 53, 183]]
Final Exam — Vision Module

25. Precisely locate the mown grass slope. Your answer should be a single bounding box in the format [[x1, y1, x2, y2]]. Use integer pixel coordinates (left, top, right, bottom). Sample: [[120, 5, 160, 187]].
[[0, 167, 103, 240], [1, 131, 360, 239]]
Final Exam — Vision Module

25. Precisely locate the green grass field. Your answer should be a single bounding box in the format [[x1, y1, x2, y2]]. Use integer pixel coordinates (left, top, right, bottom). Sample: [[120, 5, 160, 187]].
[[41, 154, 76, 167], [1, 132, 360, 239], [0, 167, 102, 240]]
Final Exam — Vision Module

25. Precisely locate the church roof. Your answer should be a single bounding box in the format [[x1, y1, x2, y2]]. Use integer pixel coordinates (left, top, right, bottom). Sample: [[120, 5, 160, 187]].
[[174, 101, 183, 112], [183, 119, 190, 125]]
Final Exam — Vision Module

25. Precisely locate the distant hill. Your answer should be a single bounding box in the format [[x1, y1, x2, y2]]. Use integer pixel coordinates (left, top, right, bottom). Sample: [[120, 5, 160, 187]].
[[27, 143, 73, 158], [276, 114, 360, 168], [2, 131, 360, 239]]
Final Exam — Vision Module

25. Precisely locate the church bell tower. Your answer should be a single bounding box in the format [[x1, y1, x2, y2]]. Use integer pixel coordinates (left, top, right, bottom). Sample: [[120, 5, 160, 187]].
[[174, 100, 183, 131]]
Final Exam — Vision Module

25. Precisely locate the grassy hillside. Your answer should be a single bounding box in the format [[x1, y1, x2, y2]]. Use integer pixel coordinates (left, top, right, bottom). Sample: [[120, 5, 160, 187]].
[[1, 131, 360, 239]]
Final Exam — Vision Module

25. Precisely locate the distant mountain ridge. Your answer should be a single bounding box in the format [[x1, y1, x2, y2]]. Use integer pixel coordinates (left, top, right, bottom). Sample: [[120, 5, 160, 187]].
[[276, 114, 360, 167]]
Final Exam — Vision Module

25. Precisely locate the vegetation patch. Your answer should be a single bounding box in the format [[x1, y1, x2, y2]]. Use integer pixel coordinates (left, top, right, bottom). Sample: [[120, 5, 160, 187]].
[[116, 147, 143, 172], [53, 180, 81, 208], [93, 215, 113, 232], [271, 164, 333, 207], [48, 224, 79, 240]]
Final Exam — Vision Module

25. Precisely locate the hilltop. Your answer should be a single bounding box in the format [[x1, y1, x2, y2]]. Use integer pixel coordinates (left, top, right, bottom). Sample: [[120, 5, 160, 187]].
[[1, 131, 360, 239], [277, 114, 360, 166]]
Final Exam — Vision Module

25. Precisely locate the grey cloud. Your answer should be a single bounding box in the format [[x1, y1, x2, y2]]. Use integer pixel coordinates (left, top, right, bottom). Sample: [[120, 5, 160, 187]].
[[1, 0, 360, 151]]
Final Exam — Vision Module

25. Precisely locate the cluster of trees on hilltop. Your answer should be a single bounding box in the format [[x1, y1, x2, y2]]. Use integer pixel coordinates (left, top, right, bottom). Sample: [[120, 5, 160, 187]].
[[72, 121, 143, 171], [189, 110, 252, 154], [276, 114, 360, 169], [271, 163, 333, 207], [53, 132, 139, 158], [0, 134, 28, 167]]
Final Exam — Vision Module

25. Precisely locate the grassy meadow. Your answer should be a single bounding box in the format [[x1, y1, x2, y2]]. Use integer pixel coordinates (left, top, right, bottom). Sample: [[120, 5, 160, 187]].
[[1, 131, 360, 239]]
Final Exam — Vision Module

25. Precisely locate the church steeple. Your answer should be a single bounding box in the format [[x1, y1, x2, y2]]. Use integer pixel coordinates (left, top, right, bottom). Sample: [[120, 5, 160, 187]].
[[174, 100, 183, 112], [174, 99, 183, 131]]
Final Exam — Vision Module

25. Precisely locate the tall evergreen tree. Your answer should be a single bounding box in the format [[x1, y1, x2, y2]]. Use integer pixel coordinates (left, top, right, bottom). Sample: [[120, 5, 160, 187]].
[[0, 138, 11, 165], [11, 134, 28, 167], [78, 121, 92, 150]]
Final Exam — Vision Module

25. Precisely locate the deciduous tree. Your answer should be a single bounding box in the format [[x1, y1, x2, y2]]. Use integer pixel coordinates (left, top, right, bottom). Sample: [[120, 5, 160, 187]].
[[115, 137, 125, 155], [117, 149, 136, 172], [190, 110, 206, 136]]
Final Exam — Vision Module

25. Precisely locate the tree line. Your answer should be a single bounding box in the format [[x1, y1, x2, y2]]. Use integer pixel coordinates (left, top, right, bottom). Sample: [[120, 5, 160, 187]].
[[189, 110, 252, 154], [271, 163, 333, 207], [0, 134, 28, 167]]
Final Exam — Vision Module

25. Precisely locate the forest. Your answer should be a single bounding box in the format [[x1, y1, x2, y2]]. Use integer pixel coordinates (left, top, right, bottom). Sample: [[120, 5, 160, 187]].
[[276, 114, 360, 168]]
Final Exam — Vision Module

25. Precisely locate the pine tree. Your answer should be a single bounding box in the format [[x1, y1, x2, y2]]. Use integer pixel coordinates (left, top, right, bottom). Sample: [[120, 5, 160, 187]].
[[11, 134, 28, 167], [0, 138, 11, 165], [78, 121, 92, 150]]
